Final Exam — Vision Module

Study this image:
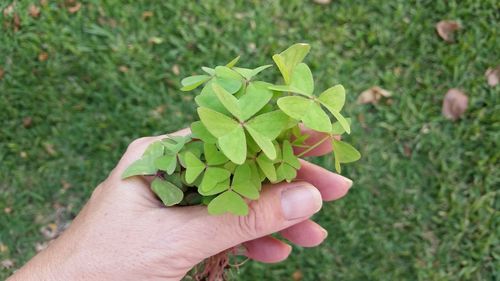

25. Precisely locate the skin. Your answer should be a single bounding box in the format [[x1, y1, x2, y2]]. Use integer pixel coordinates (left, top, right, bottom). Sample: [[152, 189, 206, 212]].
[[8, 128, 352, 281]]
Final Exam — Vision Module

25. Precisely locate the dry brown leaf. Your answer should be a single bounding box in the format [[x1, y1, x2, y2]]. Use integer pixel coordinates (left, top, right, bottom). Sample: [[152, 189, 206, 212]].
[[61, 179, 72, 190], [20, 151, 28, 158], [442, 88, 468, 121], [292, 270, 303, 281], [40, 223, 58, 239], [172, 64, 180, 76], [40, 0, 48, 7], [67, 2, 81, 14], [4, 207, 12, 214], [29, 4, 41, 18], [1, 259, 14, 269], [23, 116, 33, 128], [43, 142, 56, 156], [142, 11, 153, 20], [3, 2, 15, 17], [313, 0, 331, 4], [38, 51, 49, 62], [0, 243, 7, 253], [436, 20, 461, 43], [13, 12, 21, 31], [0, 68, 4, 80], [403, 143, 412, 157], [148, 37, 163, 44], [357, 86, 392, 104], [118, 65, 129, 73], [485, 66, 499, 87]]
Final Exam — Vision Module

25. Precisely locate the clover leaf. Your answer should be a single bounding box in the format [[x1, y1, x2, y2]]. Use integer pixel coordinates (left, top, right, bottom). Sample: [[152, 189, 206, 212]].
[[151, 178, 184, 206], [273, 43, 311, 85], [208, 190, 248, 216], [122, 141, 165, 178], [332, 139, 361, 173], [276, 140, 301, 182]]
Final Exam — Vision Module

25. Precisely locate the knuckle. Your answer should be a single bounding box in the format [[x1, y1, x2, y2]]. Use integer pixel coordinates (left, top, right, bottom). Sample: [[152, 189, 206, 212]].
[[236, 202, 268, 237]]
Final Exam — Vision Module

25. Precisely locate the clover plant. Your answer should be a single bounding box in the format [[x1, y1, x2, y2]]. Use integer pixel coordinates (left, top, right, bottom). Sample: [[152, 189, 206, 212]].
[[122, 43, 360, 216]]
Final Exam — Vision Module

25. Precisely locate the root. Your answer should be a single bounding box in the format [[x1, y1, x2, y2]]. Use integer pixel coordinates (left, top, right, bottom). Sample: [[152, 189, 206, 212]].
[[193, 248, 247, 281]]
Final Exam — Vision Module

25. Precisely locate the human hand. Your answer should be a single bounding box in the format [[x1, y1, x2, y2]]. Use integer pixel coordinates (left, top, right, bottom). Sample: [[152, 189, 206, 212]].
[[9, 128, 353, 281]]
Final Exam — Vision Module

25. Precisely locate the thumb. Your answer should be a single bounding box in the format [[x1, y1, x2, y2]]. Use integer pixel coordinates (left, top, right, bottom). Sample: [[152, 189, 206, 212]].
[[181, 181, 323, 260]]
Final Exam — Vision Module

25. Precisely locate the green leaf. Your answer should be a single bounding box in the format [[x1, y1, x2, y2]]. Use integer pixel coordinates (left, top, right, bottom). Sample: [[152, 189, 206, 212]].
[[199, 167, 231, 192], [197, 107, 239, 137], [247, 160, 264, 190], [198, 178, 230, 196], [154, 154, 177, 175], [151, 178, 184, 206], [331, 118, 352, 135], [143, 141, 165, 158], [246, 110, 290, 139], [214, 66, 242, 94], [201, 66, 215, 76], [121, 157, 157, 179], [233, 65, 272, 80], [191, 121, 217, 144], [204, 143, 229, 165], [256, 153, 277, 182], [195, 81, 231, 115], [232, 163, 259, 200], [277, 96, 313, 120], [268, 84, 310, 97], [301, 102, 332, 133], [282, 140, 300, 169], [218, 126, 247, 164], [318, 85, 345, 112], [277, 163, 297, 183], [180, 75, 211, 91], [239, 81, 273, 121], [273, 43, 311, 84], [289, 63, 314, 97], [208, 190, 248, 216], [245, 126, 276, 160], [184, 152, 205, 184], [332, 139, 361, 163], [330, 110, 351, 134], [161, 137, 187, 154], [212, 82, 241, 119], [225, 56, 241, 68]]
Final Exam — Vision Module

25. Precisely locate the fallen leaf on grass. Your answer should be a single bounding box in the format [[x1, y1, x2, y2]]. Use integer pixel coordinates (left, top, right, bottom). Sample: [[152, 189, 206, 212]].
[[0, 68, 4, 80], [442, 88, 468, 121], [485, 66, 499, 87], [40, 223, 58, 239], [67, 2, 81, 14], [172, 64, 180, 76], [13, 12, 21, 31], [35, 241, 48, 252], [4, 207, 12, 214], [23, 116, 33, 128], [61, 179, 72, 190], [1, 259, 14, 269], [29, 4, 41, 18], [3, 2, 15, 17], [118, 65, 129, 73], [20, 151, 28, 158], [436, 20, 461, 43], [43, 142, 57, 156], [0, 243, 8, 253], [40, 0, 48, 7], [313, 0, 331, 4], [38, 51, 49, 62], [292, 270, 303, 281], [357, 86, 392, 104], [142, 11, 153, 20], [148, 36, 164, 44]]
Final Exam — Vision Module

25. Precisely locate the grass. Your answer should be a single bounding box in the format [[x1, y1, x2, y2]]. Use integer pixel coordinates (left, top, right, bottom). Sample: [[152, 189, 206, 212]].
[[1, 0, 498, 280]]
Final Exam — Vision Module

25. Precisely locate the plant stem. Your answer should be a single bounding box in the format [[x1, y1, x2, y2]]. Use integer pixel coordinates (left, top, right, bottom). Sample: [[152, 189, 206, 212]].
[[297, 135, 331, 157]]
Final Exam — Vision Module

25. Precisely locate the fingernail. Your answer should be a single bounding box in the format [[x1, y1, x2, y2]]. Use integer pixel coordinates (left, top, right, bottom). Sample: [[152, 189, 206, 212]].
[[281, 183, 322, 220], [319, 227, 328, 239], [343, 177, 353, 189]]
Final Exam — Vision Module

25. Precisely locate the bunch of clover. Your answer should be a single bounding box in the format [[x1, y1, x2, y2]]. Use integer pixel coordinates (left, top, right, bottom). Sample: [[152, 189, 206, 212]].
[[122, 43, 360, 216]]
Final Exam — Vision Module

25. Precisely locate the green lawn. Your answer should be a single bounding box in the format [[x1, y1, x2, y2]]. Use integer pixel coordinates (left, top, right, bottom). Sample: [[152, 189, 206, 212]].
[[1, 0, 498, 280]]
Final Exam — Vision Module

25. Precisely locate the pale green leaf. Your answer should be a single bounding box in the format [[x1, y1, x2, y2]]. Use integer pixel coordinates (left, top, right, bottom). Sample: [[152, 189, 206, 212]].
[[268, 84, 310, 96], [121, 157, 157, 179], [197, 107, 239, 137], [239, 81, 273, 121], [208, 190, 248, 216], [225, 56, 240, 68], [301, 102, 332, 133], [190, 121, 217, 144], [143, 141, 165, 158], [330, 110, 351, 134], [184, 152, 205, 184], [204, 143, 229, 165], [256, 153, 277, 182], [200, 167, 231, 192], [318, 85, 345, 112], [289, 63, 314, 97], [245, 110, 290, 139], [273, 43, 311, 84], [232, 163, 259, 200], [277, 96, 313, 120], [151, 178, 184, 206], [195, 81, 230, 115], [198, 178, 230, 196], [201, 66, 215, 76], [277, 163, 297, 182], [332, 140, 361, 163], [154, 154, 177, 175], [180, 75, 211, 91], [212, 82, 241, 119], [214, 76, 242, 94], [218, 126, 247, 165], [282, 140, 300, 169], [245, 126, 276, 160], [234, 65, 272, 80], [331, 118, 352, 135]]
